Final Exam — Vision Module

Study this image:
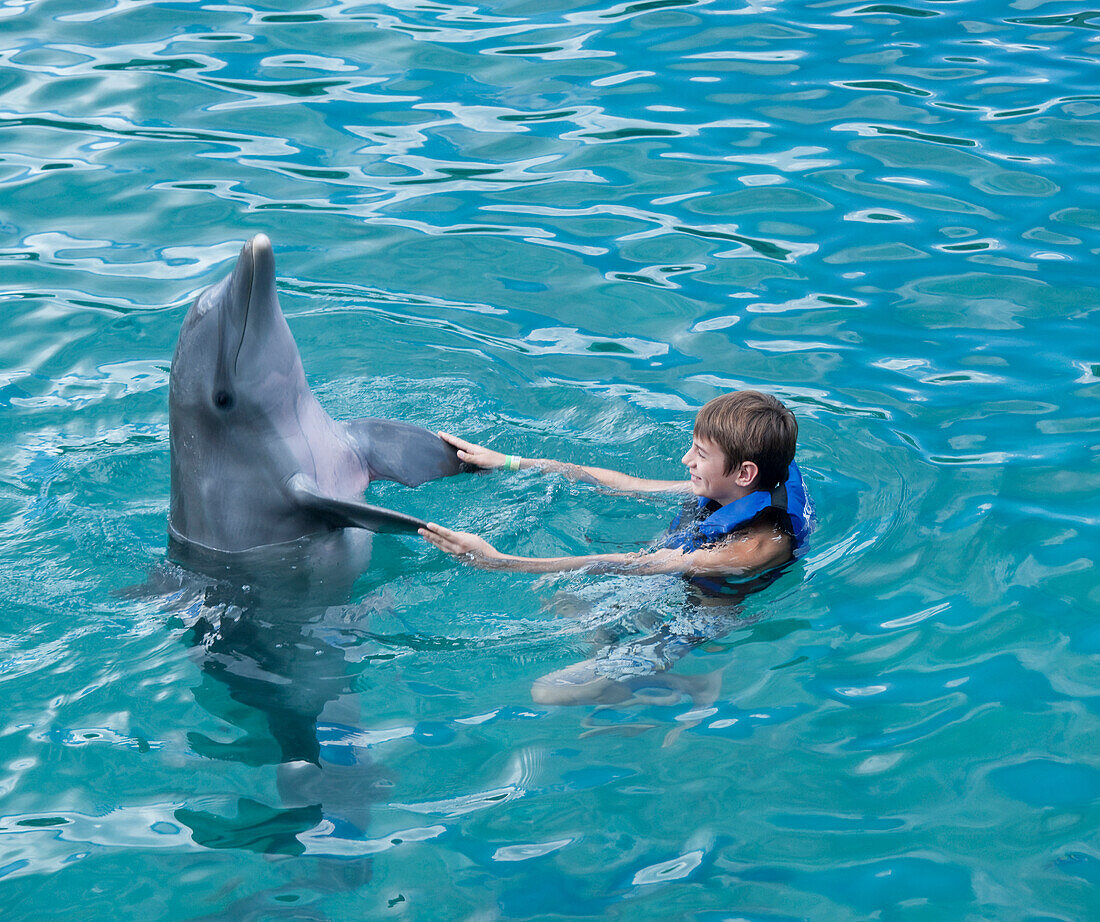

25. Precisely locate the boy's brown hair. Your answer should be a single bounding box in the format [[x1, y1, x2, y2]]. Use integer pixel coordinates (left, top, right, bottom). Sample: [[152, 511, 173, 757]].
[[693, 390, 798, 490]]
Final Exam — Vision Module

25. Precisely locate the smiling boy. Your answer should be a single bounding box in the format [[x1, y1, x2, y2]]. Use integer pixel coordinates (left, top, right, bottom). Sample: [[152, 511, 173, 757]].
[[419, 390, 814, 581]]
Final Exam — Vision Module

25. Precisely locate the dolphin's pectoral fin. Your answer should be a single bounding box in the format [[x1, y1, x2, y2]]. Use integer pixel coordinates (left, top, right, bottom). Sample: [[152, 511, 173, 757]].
[[345, 417, 467, 487], [288, 474, 426, 535]]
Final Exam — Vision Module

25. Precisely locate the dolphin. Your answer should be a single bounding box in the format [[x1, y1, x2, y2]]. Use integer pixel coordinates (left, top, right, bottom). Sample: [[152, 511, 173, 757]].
[[162, 234, 465, 864], [168, 233, 463, 563]]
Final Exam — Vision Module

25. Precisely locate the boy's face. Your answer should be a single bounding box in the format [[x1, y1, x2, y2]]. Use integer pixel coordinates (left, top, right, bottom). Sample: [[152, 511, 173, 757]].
[[682, 435, 754, 504]]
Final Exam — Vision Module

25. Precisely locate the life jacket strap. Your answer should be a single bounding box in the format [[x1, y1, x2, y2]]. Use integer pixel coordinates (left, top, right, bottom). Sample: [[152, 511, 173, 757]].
[[770, 479, 788, 512]]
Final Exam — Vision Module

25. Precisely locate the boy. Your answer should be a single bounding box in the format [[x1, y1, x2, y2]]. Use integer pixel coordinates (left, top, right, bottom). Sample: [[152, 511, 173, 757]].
[[419, 390, 813, 579], [418, 390, 814, 705]]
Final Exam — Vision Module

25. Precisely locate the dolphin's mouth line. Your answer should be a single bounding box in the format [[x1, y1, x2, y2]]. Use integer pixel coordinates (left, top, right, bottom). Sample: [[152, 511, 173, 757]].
[[231, 242, 255, 376]]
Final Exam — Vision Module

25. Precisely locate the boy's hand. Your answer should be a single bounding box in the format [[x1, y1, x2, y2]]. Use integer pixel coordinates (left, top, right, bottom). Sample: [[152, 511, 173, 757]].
[[419, 522, 508, 567], [438, 431, 509, 470]]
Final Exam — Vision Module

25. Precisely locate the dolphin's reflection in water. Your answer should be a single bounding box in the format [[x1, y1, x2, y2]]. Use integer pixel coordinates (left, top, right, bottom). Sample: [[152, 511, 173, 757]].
[[167, 530, 386, 880]]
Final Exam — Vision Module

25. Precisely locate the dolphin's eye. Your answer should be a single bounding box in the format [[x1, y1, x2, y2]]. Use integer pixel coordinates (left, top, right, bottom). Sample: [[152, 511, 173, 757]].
[[213, 390, 235, 410]]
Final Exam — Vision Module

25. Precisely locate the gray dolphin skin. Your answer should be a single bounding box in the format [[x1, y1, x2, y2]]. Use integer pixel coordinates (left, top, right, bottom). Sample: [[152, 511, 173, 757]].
[[168, 233, 463, 558]]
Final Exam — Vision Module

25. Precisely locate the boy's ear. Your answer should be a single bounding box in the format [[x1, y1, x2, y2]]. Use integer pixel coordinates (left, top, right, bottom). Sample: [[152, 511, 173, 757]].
[[734, 460, 759, 488]]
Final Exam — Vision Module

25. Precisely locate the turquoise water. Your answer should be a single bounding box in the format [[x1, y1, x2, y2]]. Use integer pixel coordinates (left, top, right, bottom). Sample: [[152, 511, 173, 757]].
[[1, 0, 1098, 917]]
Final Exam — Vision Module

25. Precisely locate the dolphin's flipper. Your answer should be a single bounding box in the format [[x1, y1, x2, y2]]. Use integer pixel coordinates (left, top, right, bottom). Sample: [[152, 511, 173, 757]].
[[345, 417, 465, 487], [288, 474, 426, 534]]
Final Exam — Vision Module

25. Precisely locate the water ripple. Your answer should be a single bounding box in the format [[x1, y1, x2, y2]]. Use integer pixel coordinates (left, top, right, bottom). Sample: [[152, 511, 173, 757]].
[[1, 0, 1098, 918]]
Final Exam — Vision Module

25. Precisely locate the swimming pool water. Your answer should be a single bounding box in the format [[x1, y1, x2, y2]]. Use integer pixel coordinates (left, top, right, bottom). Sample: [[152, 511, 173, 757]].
[[0, 0, 1098, 918]]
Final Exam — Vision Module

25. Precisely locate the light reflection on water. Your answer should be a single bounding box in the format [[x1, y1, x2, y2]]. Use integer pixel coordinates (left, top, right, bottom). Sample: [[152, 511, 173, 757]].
[[0, 0, 1098, 918]]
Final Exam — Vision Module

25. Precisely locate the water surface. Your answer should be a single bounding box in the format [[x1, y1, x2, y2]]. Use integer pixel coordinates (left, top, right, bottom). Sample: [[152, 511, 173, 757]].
[[1, 0, 1098, 918]]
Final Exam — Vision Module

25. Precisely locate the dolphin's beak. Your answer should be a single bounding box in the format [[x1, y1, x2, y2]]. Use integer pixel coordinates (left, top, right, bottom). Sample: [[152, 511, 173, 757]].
[[223, 234, 280, 373], [225, 236, 255, 322], [249, 234, 277, 308]]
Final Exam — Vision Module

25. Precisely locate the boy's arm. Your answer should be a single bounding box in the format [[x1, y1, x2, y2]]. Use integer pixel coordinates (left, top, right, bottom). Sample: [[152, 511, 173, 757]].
[[438, 431, 689, 494], [419, 520, 793, 579]]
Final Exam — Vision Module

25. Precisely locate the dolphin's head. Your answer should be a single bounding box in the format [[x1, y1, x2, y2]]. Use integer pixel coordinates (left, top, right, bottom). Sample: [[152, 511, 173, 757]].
[[170, 234, 305, 419], [168, 235, 320, 551]]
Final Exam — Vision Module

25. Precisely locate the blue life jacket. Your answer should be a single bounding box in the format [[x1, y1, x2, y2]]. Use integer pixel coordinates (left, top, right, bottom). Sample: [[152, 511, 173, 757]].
[[663, 461, 815, 554]]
